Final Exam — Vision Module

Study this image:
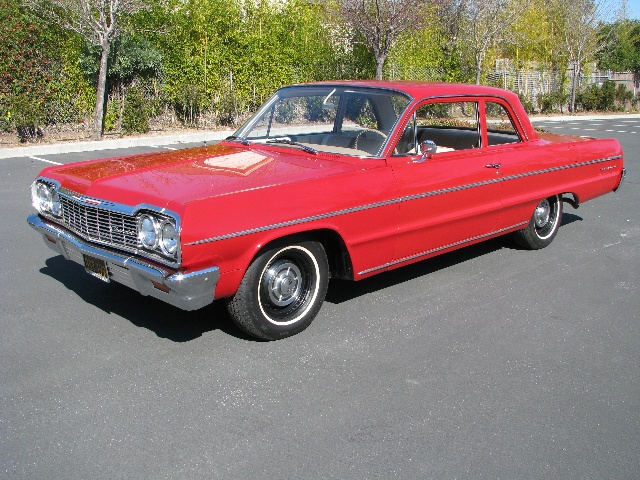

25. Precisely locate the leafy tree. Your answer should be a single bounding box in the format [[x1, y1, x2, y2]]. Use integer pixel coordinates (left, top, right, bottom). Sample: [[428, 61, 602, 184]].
[[385, 9, 465, 82], [597, 19, 640, 72], [139, 0, 342, 126], [26, 0, 148, 139], [80, 34, 163, 93], [503, 0, 566, 68]]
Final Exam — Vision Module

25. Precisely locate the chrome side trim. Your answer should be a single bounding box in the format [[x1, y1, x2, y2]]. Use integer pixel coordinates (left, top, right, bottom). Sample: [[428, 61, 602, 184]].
[[188, 155, 622, 246], [358, 221, 529, 275], [28, 214, 218, 311]]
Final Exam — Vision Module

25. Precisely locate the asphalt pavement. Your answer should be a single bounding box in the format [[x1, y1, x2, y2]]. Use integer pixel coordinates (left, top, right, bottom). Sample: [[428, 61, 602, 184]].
[[1, 117, 638, 479]]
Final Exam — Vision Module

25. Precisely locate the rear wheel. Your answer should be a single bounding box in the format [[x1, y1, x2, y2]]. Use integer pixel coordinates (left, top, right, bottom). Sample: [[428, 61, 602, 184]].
[[227, 241, 329, 340], [513, 195, 563, 249]]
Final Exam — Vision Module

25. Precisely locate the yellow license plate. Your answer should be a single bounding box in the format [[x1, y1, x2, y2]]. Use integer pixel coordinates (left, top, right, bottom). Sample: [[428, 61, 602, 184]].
[[83, 254, 110, 282]]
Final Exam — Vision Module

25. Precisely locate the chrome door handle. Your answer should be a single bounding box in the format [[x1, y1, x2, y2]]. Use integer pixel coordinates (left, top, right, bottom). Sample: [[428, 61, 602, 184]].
[[484, 163, 501, 169]]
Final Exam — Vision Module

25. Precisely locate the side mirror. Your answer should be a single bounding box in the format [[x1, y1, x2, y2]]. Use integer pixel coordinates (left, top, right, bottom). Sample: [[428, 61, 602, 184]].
[[418, 140, 437, 161]]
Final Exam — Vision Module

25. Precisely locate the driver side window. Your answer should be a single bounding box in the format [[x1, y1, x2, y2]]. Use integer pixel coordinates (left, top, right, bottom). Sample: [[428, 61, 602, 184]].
[[394, 101, 480, 155]]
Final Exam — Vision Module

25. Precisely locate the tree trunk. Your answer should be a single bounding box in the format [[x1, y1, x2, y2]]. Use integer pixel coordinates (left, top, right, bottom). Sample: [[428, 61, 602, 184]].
[[475, 51, 484, 85], [569, 62, 579, 113], [92, 40, 111, 140], [375, 55, 386, 80]]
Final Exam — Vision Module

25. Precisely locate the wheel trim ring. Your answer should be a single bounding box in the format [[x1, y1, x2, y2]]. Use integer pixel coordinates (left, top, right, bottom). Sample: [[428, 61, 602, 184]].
[[534, 197, 560, 239], [257, 246, 321, 326]]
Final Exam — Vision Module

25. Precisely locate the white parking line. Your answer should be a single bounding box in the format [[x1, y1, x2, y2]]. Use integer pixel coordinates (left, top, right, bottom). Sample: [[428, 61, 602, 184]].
[[148, 145, 177, 150], [30, 156, 62, 165]]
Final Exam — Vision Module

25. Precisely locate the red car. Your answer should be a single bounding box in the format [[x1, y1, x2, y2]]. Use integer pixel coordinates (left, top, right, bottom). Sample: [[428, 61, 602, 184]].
[[28, 81, 626, 340]]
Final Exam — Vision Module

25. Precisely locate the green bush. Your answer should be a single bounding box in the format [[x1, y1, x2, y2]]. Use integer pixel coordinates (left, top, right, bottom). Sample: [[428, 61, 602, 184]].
[[577, 84, 599, 111], [577, 81, 630, 112], [538, 90, 568, 113], [615, 84, 633, 107], [518, 93, 536, 114], [121, 86, 149, 134]]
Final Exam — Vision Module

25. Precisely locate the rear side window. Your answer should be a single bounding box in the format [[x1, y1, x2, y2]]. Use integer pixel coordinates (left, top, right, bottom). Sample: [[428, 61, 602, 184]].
[[485, 102, 522, 146]]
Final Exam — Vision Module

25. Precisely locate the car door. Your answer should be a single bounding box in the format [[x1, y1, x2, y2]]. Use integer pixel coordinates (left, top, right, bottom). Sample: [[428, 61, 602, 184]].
[[480, 99, 546, 230], [387, 99, 503, 268]]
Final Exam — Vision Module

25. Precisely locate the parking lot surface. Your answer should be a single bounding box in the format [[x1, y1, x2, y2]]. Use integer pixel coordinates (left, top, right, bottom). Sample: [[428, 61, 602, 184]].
[[1, 117, 638, 479]]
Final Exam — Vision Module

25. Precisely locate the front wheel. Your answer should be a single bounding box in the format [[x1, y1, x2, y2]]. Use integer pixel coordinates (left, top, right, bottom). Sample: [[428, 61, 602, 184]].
[[227, 241, 329, 340], [513, 195, 563, 249]]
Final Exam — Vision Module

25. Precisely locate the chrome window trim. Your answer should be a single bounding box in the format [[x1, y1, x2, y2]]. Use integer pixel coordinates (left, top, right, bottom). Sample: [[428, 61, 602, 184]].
[[187, 155, 622, 246]]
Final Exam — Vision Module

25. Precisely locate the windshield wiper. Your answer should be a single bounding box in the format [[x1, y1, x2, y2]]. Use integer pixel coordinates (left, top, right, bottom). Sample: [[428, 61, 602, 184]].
[[266, 138, 317, 155], [225, 135, 250, 146]]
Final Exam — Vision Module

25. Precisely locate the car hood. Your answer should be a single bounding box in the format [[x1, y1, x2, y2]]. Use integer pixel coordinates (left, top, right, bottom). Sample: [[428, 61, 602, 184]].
[[44, 143, 373, 209]]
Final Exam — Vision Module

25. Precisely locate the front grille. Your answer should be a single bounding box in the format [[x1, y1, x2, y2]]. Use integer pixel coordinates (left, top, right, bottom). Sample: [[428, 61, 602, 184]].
[[59, 196, 139, 250]]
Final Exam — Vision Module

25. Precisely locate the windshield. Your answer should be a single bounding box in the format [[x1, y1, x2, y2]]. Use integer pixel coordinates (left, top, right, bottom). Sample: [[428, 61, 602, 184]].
[[233, 85, 412, 157]]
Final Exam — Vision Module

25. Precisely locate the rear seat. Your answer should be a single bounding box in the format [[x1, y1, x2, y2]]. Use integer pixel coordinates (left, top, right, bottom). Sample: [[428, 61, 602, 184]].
[[417, 127, 479, 150]]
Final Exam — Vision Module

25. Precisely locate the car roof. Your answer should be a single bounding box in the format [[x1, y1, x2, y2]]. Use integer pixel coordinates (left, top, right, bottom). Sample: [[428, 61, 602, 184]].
[[289, 80, 519, 102]]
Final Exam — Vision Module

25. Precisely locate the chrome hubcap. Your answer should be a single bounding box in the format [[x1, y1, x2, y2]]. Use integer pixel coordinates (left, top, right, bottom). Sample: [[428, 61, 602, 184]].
[[264, 260, 302, 307], [534, 199, 551, 228]]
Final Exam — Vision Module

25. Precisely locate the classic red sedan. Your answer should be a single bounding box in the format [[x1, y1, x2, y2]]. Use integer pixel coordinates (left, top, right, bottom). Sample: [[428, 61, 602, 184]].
[[28, 82, 626, 339]]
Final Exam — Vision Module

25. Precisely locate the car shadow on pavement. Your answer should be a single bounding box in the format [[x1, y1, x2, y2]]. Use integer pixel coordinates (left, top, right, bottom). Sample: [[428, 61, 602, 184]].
[[38, 212, 584, 340], [326, 236, 507, 305], [326, 211, 583, 305], [39, 256, 253, 342]]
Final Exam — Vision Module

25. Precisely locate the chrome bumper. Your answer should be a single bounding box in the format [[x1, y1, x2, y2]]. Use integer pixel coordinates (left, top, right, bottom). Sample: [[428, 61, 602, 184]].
[[615, 168, 626, 192], [28, 214, 219, 311]]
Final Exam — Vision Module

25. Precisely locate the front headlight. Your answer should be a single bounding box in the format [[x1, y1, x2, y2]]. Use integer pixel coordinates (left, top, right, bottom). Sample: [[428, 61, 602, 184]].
[[138, 212, 180, 259], [139, 214, 159, 249], [31, 180, 62, 217], [160, 221, 178, 255]]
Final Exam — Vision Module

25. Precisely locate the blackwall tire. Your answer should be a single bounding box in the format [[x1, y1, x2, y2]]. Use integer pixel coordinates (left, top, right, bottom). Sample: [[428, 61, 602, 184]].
[[226, 241, 329, 340], [513, 195, 563, 250]]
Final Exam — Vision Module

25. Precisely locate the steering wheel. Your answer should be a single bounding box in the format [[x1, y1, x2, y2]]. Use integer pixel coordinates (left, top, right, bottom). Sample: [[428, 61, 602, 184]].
[[352, 128, 388, 152]]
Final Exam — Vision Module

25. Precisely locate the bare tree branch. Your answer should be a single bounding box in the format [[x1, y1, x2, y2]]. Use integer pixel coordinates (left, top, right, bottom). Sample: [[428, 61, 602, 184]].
[[452, 0, 532, 84], [335, 0, 438, 80], [557, 0, 615, 111]]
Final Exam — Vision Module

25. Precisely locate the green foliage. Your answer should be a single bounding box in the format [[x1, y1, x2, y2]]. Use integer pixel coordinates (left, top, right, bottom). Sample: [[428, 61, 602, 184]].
[[103, 98, 121, 131], [136, 0, 350, 126], [384, 9, 468, 83], [6, 0, 639, 136], [80, 34, 164, 94], [537, 90, 569, 113], [576, 81, 632, 111], [518, 93, 536, 115], [597, 20, 640, 72], [173, 84, 206, 127], [0, 0, 56, 135], [0, 0, 92, 137], [121, 86, 149, 133]]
